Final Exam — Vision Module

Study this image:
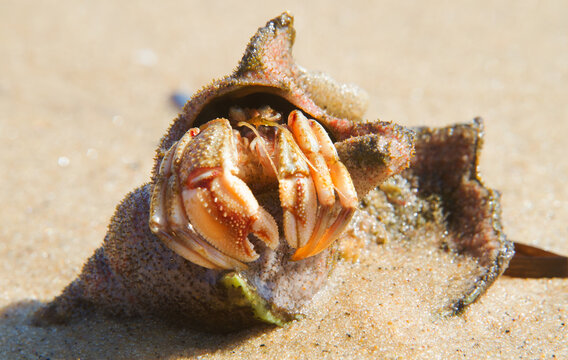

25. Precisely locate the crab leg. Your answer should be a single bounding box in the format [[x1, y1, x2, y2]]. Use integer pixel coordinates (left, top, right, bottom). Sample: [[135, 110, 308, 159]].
[[287, 110, 358, 260], [285, 111, 335, 257], [300, 119, 358, 256], [309, 119, 358, 209], [272, 129, 318, 249]]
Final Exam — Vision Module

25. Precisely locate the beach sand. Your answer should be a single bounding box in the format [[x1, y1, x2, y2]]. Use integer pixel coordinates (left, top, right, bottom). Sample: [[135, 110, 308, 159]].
[[1, 1, 566, 359]]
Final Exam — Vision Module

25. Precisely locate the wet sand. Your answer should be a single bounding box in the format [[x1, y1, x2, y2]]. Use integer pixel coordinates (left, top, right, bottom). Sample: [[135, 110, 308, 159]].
[[1, 1, 566, 359]]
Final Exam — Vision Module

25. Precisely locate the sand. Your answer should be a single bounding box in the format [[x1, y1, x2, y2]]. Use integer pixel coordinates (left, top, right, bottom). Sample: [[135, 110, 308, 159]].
[[1, 1, 566, 359]]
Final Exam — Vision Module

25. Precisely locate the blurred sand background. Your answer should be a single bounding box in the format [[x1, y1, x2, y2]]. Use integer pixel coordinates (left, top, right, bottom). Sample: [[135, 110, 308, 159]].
[[1, 1, 566, 359]]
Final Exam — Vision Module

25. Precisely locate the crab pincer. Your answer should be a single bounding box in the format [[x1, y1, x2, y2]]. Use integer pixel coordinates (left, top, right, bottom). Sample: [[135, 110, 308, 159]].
[[150, 119, 279, 270]]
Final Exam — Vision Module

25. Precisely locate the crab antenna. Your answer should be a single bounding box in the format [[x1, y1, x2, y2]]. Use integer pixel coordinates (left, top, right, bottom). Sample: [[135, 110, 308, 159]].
[[237, 121, 280, 179]]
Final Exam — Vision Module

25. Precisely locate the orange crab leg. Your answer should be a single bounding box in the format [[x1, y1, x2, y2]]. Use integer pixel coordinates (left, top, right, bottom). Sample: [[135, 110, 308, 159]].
[[287, 110, 358, 260], [273, 129, 318, 249]]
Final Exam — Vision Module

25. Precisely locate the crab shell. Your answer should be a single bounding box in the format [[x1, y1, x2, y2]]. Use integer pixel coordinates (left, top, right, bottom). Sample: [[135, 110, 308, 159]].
[[32, 13, 415, 332]]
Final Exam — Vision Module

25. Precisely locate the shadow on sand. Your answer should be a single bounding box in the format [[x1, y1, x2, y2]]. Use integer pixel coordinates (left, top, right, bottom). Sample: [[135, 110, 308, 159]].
[[0, 300, 273, 360]]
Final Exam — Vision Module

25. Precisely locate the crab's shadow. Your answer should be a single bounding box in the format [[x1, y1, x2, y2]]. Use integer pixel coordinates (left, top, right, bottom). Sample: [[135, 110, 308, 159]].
[[0, 300, 272, 360]]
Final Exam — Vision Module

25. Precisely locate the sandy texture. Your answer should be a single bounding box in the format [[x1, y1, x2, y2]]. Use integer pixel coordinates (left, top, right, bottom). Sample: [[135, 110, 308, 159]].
[[1, 1, 566, 359]]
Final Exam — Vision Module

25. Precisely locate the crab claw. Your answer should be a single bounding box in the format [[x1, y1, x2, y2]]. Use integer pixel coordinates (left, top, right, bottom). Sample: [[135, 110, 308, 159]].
[[182, 168, 279, 263], [150, 119, 279, 269]]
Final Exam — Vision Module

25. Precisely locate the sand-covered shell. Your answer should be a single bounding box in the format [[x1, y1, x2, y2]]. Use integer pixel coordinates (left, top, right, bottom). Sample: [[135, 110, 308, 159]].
[[360, 119, 514, 314], [32, 13, 513, 332]]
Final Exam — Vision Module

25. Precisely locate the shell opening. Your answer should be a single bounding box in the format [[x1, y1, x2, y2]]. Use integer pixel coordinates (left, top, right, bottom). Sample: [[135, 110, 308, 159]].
[[193, 87, 310, 128]]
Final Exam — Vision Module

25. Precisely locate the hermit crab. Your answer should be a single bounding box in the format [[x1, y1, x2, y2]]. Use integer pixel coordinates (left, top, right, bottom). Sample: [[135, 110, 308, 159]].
[[33, 13, 513, 332]]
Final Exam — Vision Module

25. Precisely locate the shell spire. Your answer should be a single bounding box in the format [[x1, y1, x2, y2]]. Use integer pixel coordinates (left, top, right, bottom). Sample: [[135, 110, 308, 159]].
[[235, 12, 297, 78]]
